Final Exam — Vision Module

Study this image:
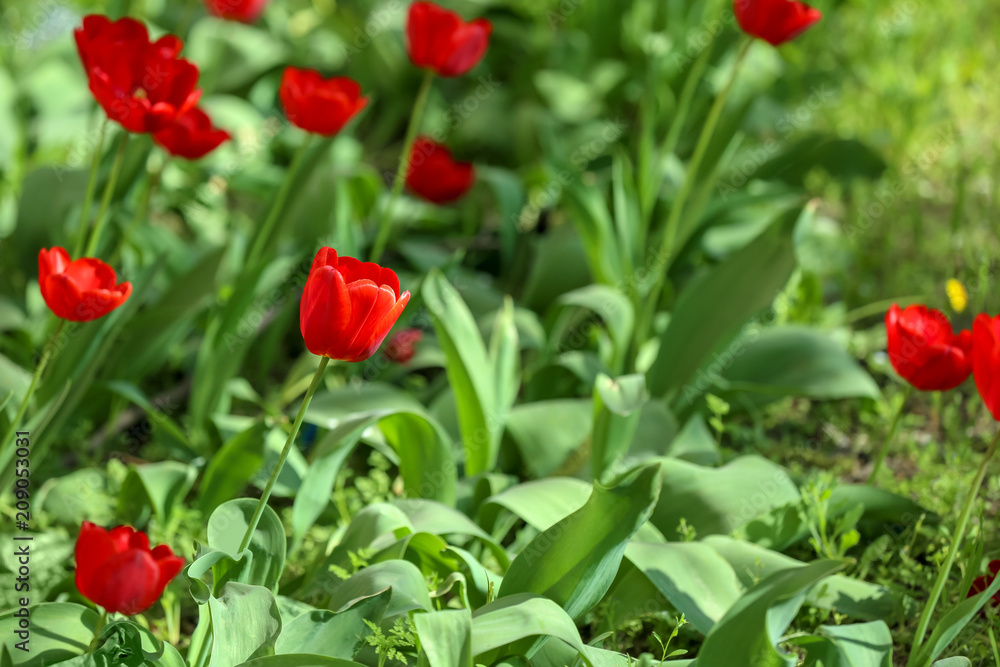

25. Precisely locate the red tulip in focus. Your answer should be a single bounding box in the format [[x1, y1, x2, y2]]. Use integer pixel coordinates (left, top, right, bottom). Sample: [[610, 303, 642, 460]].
[[384, 328, 423, 363], [204, 0, 269, 22], [407, 2, 492, 77], [406, 137, 475, 204], [885, 304, 973, 391], [279, 68, 368, 137], [38, 248, 132, 322], [967, 559, 1000, 608], [74, 15, 201, 133], [300, 248, 410, 362], [973, 313, 1000, 420], [733, 0, 822, 46], [153, 108, 231, 159], [75, 522, 184, 615]]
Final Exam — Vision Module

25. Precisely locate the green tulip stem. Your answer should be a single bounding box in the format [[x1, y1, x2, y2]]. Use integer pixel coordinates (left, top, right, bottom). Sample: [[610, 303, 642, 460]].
[[72, 119, 109, 258], [237, 357, 330, 555], [83, 131, 131, 258], [0, 320, 66, 457], [867, 384, 913, 484], [909, 427, 1000, 663], [245, 134, 313, 270], [369, 69, 435, 264]]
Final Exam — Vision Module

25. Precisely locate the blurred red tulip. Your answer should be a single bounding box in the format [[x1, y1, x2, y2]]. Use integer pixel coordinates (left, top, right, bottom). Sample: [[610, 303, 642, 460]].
[[406, 137, 475, 204], [885, 304, 972, 391], [38, 247, 132, 322], [967, 559, 1000, 608], [384, 328, 423, 363], [74, 15, 201, 133], [733, 0, 822, 46], [407, 2, 492, 77], [204, 0, 269, 22], [300, 248, 410, 361], [153, 107, 231, 159], [279, 68, 367, 137], [75, 522, 184, 615], [973, 313, 1000, 420]]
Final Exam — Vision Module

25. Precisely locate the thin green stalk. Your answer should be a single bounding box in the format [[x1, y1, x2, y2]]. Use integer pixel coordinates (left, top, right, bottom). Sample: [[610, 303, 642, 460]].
[[110, 161, 162, 265], [83, 131, 131, 257], [369, 70, 435, 264], [245, 135, 313, 269], [237, 357, 330, 554], [634, 38, 752, 354], [72, 119, 109, 258], [867, 384, 913, 484], [909, 428, 1000, 663], [660, 41, 716, 166], [0, 320, 66, 457]]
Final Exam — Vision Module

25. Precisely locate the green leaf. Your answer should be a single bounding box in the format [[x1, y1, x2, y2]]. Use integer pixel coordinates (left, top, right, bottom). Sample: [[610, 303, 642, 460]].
[[207, 583, 283, 667], [241, 657, 366, 667], [553, 285, 635, 367], [591, 373, 646, 482], [930, 659, 972, 667], [471, 594, 589, 662], [327, 560, 433, 617], [715, 327, 881, 404], [484, 478, 592, 534], [664, 414, 720, 466], [0, 603, 98, 666], [624, 541, 743, 635], [504, 400, 592, 478], [650, 456, 799, 538], [208, 499, 287, 593], [498, 464, 662, 619], [697, 560, 845, 667], [912, 567, 1000, 667], [275, 589, 390, 658], [562, 182, 623, 285], [490, 296, 521, 420], [123, 461, 197, 526], [415, 609, 473, 667], [794, 621, 893, 667], [199, 422, 268, 514], [646, 205, 803, 400]]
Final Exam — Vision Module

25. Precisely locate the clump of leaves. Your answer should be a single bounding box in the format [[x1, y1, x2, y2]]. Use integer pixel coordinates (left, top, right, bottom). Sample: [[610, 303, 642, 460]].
[[364, 618, 416, 667]]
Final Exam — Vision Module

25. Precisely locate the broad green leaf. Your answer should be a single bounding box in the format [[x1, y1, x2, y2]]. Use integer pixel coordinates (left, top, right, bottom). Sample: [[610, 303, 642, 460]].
[[793, 622, 893, 667], [624, 541, 742, 635], [208, 499, 287, 593], [484, 478, 592, 534], [207, 583, 282, 667], [650, 456, 799, 538], [291, 422, 362, 548], [471, 594, 588, 661], [199, 422, 267, 514], [327, 560, 433, 617], [499, 464, 662, 619], [504, 400, 592, 478], [124, 461, 197, 526], [715, 327, 881, 404], [490, 296, 521, 419], [423, 270, 500, 477], [553, 285, 635, 367], [646, 205, 803, 399], [664, 414, 720, 466], [591, 373, 646, 482], [0, 603, 98, 666], [562, 181, 623, 285], [274, 589, 390, 658], [242, 657, 366, 667], [697, 560, 844, 667], [930, 659, 972, 667], [414, 609, 473, 667]]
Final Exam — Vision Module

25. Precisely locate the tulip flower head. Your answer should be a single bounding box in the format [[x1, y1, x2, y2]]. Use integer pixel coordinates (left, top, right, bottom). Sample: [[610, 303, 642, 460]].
[[279, 68, 368, 137], [153, 107, 231, 160], [384, 328, 423, 364], [406, 2, 492, 77], [967, 559, 1000, 609], [884, 304, 973, 392], [300, 248, 410, 361], [406, 137, 475, 204], [733, 0, 822, 46], [204, 0, 269, 23], [973, 313, 1000, 420], [75, 522, 184, 615], [74, 15, 201, 133], [38, 247, 132, 322]]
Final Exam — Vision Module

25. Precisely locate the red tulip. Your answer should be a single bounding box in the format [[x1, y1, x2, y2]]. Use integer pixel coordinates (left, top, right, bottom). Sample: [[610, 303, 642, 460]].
[[406, 2, 492, 77], [300, 248, 410, 362], [884, 304, 972, 392], [74, 522, 184, 615], [279, 68, 368, 137], [38, 248, 132, 322], [733, 0, 822, 46], [74, 15, 201, 133], [967, 559, 1000, 609], [153, 107, 231, 159], [384, 328, 423, 363], [973, 313, 1000, 420], [406, 137, 475, 204], [204, 0, 269, 22]]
